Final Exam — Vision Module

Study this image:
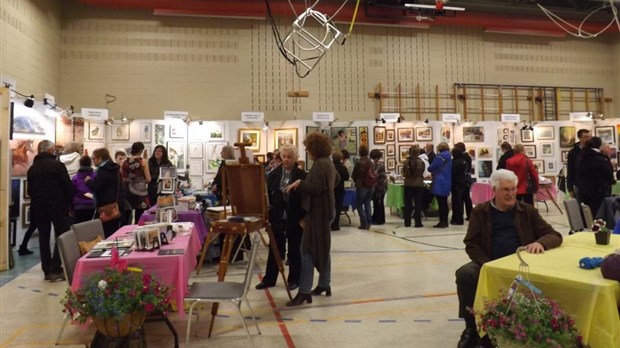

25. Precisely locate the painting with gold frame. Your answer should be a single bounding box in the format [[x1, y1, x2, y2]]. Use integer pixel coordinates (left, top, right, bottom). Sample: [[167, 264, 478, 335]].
[[238, 128, 261, 151], [274, 128, 298, 151]]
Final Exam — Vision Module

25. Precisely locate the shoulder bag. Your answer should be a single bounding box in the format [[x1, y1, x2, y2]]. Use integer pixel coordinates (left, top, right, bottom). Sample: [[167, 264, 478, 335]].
[[98, 172, 121, 222], [522, 158, 538, 194]]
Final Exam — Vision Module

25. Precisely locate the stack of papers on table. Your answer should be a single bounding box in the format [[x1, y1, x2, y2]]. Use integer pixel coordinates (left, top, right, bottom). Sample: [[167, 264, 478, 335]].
[[92, 239, 134, 250]]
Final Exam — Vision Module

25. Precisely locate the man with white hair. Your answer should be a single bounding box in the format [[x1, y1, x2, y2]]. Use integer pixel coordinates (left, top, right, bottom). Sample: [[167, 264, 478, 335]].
[[455, 169, 563, 348]]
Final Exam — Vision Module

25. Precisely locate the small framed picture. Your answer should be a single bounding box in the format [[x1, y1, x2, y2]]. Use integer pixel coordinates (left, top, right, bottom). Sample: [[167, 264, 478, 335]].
[[523, 145, 537, 158], [463, 127, 485, 142], [111, 124, 130, 141], [396, 165, 403, 175], [415, 127, 433, 142], [386, 158, 396, 170], [559, 126, 576, 148], [521, 129, 534, 143], [386, 144, 396, 156], [159, 167, 177, 180], [274, 128, 298, 150], [477, 147, 492, 159], [546, 161, 557, 172], [397, 128, 414, 142], [540, 143, 554, 157], [88, 122, 104, 140], [140, 122, 151, 142], [154, 124, 166, 145], [478, 160, 493, 178], [161, 179, 175, 194], [22, 179, 30, 200], [374, 126, 386, 144], [532, 160, 545, 174], [255, 154, 266, 163], [188, 160, 203, 176], [238, 129, 261, 151], [22, 203, 31, 228], [561, 150, 570, 163], [169, 123, 185, 139], [188, 142, 204, 159], [386, 129, 395, 142], [536, 126, 554, 140], [399, 145, 410, 163], [595, 126, 615, 145]]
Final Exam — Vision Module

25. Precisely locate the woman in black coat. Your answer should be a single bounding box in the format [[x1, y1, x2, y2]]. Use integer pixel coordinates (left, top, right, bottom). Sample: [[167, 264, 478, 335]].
[[331, 151, 350, 231], [255, 145, 307, 290], [576, 137, 615, 215], [86, 148, 122, 237], [450, 148, 469, 225]]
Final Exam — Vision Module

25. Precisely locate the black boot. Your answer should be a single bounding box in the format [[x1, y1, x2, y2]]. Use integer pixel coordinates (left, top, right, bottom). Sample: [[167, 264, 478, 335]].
[[310, 285, 331, 297], [286, 292, 312, 306], [457, 327, 479, 348], [18, 246, 34, 256]]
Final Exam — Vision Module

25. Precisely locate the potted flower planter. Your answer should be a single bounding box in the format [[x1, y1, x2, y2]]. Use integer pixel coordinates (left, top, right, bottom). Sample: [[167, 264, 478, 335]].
[[93, 311, 146, 337], [595, 230, 611, 245]]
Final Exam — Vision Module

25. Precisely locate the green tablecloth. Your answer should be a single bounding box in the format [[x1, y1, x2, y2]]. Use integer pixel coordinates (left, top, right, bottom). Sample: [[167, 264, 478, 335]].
[[612, 182, 620, 196], [386, 183, 404, 209]]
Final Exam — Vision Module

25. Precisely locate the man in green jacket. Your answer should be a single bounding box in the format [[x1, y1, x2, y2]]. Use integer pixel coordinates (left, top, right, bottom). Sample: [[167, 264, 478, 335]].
[[455, 169, 563, 348]]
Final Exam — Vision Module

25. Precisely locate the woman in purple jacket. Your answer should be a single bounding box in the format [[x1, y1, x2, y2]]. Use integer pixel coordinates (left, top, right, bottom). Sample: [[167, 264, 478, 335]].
[[72, 156, 96, 223]]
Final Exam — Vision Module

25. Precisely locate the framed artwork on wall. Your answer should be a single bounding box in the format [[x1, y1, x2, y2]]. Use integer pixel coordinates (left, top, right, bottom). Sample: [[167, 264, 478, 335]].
[[521, 129, 534, 143], [477, 147, 492, 159], [441, 127, 451, 143], [55, 117, 73, 147], [561, 150, 569, 163], [169, 123, 185, 139], [397, 165, 403, 175], [12, 104, 47, 135], [386, 158, 396, 171], [111, 124, 130, 141], [140, 122, 151, 142], [359, 126, 369, 148], [205, 143, 226, 173], [546, 161, 557, 172], [167, 142, 186, 172], [540, 143, 554, 157], [274, 128, 298, 150], [397, 128, 414, 142], [559, 126, 576, 148], [478, 160, 493, 179], [188, 142, 204, 159], [255, 154, 266, 163], [88, 122, 104, 140], [463, 127, 485, 142], [238, 129, 261, 151], [22, 203, 31, 228], [523, 145, 537, 158], [374, 126, 386, 144], [399, 145, 410, 163], [415, 127, 433, 142], [22, 180, 29, 200], [386, 144, 396, 156], [386, 129, 395, 142], [154, 124, 166, 145], [188, 160, 203, 176], [532, 160, 545, 174], [536, 126, 554, 140], [595, 126, 615, 144], [330, 127, 358, 154], [206, 122, 226, 142]]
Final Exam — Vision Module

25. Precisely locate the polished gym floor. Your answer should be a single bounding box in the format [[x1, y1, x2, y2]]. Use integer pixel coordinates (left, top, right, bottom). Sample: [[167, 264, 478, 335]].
[[0, 203, 570, 348]]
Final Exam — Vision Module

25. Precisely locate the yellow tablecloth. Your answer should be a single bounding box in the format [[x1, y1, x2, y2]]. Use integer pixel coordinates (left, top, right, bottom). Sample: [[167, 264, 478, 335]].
[[474, 233, 620, 348]]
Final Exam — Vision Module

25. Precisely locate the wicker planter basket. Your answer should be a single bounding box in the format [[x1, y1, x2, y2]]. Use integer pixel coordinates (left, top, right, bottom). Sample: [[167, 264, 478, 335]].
[[93, 311, 146, 337]]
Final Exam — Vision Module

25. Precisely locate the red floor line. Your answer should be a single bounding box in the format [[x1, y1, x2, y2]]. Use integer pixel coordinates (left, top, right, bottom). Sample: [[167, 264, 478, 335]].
[[259, 275, 296, 348]]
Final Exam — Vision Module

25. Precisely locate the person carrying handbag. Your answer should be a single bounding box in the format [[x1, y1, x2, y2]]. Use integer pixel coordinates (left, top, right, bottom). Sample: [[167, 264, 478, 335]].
[[86, 148, 122, 237], [505, 144, 539, 205]]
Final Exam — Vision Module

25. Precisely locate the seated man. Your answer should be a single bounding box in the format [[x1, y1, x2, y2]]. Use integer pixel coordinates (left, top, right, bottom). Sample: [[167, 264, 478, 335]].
[[455, 169, 563, 348]]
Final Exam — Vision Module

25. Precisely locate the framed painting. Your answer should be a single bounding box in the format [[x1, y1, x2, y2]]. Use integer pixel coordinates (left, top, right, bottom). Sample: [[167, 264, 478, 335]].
[[386, 129, 395, 142], [306, 126, 330, 137], [540, 142, 554, 157], [188, 160, 203, 176], [386, 144, 396, 156], [73, 118, 85, 144], [330, 127, 357, 154], [523, 145, 537, 158], [206, 121, 226, 142], [167, 141, 186, 171], [88, 122, 104, 140], [536, 126, 554, 140], [520, 129, 534, 143], [140, 122, 151, 142], [169, 123, 185, 139], [497, 128, 515, 146], [10, 139, 40, 177], [399, 145, 410, 163], [397, 165, 403, 175], [478, 160, 493, 179], [559, 126, 576, 148], [22, 179, 29, 199], [188, 142, 204, 159], [374, 126, 386, 144], [255, 154, 266, 163], [22, 203, 31, 228], [154, 124, 166, 145], [561, 150, 569, 163], [397, 128, 414, 142], [441, 127, 451, 143], [463, 127, 485, 142], [477, 147, 492, 159], [532, 160, 545, 174], [238, 129, 261, 151], [415, 127, 433, 142], [206, 143, 226, 173], [359, 126, 369, 148], [13, 104, 47, 134], [595, 126, 615, 144], [386, 157, 396, 171], [274, 128, 298, 150], [55, 117, 73, 147], [546, 161, 557, 173], [111, 124, 130, 141]]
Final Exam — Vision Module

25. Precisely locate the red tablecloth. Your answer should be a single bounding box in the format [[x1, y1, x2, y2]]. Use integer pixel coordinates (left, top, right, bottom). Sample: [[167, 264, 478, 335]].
[[471, 182, 493, 205], [72, 223, 201, 318]]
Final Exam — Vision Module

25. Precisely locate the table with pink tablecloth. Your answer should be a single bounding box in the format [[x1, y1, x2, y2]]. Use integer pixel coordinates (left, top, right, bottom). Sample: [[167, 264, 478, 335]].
[[535, 182, 564, 214], [138, 206, 208, 243], [471, 182, 493, 205], [72, 223, 201, 317]]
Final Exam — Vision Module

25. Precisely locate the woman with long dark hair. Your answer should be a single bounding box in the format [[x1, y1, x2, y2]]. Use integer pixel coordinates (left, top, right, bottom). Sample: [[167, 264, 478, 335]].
[[148, 145, 173, 206]]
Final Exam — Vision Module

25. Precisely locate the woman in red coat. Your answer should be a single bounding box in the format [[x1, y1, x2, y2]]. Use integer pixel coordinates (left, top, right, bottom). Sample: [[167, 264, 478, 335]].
[[505, 144, 539, 205]]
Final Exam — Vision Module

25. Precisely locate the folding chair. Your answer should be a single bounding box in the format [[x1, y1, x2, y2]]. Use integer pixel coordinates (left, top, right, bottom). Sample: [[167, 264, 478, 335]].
[[184, 232, 262, 347], [71, 219, 105, 243], [580, 203, 594, 230], [55, 230, 81, 345], [563, 199, 585, 233]]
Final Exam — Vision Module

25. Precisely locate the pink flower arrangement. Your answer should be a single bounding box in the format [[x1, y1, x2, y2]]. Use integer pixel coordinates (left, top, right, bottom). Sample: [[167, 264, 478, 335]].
[[591, 219, 609, 233], [475, 290, 582, 348]]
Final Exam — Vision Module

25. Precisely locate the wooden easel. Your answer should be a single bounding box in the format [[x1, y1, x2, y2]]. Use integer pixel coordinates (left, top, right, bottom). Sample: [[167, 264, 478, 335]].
[[206, 142, 291, 338]]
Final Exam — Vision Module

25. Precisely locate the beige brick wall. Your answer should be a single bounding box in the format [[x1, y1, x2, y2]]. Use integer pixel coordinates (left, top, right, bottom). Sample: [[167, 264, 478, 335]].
[[56, 5, 618, 121], [0, 0, 61, 98]]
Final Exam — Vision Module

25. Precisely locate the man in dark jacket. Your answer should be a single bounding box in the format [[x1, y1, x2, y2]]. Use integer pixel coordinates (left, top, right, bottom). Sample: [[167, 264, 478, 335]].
[[86, 148, 122, 237], [331, 151, 350, 231], [256, 145, 307, 290], [455, 169, 563, 348], [425, 143, 436, 164], [567, 128, 591, 200], [496, 141, 513, 170], [27, 140, 74, 282], [575, 137, 615, 215]]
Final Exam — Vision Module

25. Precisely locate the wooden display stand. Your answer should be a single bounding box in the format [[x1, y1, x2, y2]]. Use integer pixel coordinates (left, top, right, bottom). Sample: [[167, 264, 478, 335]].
[[206, 143, 291, 338]]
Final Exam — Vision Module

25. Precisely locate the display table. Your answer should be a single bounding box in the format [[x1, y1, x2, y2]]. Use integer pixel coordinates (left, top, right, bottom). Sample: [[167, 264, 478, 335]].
[[72, 223, 202, 318], [471, 182, 493, 205], [386, 183, 404, 210], [612, 182, 620, 196], [535, 182, 563, 214], [139, 206, 209, 243], [343, 187, 357, 211], [474, 233, 620, 348]]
